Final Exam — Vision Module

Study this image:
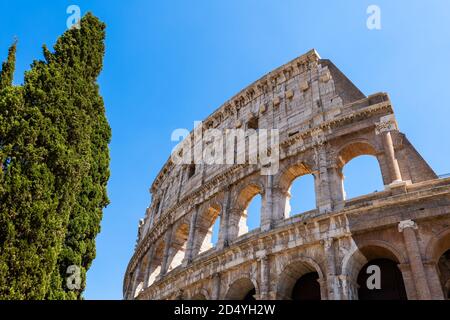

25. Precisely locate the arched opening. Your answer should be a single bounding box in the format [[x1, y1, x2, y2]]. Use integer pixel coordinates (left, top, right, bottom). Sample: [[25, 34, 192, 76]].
[[146, 240, 165, 288], [288, 174, 316, 216], [243, 288, 256, 301], [429, 230, 450, 299], [225, 278, 257, 300], [342, 156, 384, 199], [195, 205, 221, 255], [437, 249, 450, 299], [191, 293, 207, 300], [276, 258, 324, 300], [337, 142, 384, 200], [210, 215, 221, 247], [357, 258, 407, 300], [234, 184, 263, 237], [342, 242, 408, 300], [245, 194, 261, 233], [278, 162, 315, 219], [168, 222, 190, 271], [291, 272, 321, 300]]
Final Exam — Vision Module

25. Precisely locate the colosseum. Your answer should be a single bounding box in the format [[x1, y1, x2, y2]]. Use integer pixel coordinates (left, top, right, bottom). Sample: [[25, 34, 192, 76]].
[[123, 49, 450, 300]]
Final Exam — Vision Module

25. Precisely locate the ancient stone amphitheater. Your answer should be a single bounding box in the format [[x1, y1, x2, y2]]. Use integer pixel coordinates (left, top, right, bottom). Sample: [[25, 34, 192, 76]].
[[124, 50, 450, 300]]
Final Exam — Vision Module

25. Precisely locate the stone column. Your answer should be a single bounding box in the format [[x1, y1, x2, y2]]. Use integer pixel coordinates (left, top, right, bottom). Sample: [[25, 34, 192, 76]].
[[317, 278, 328, 300], [375, 115, 402, 184], [212, 273, 221, 300], [160, 224, 174, 277], [142, 246, 155, 289], [398, 220, 432, 299], [261, 175, 274, 232], [382, 131, 402, 183], [227, 208, 242, 242], [130, 264, 141, 299], [217, 189, 231, 249], [315, 144, 334, 214], [397, 263, 418, 300], [338, 275, 359, 300], [259, 255, 270, 300], [423, 260, 445, 299], [323, 238, 340, 300], [183, 207, 199, 265], [272, 187, 290, 220]]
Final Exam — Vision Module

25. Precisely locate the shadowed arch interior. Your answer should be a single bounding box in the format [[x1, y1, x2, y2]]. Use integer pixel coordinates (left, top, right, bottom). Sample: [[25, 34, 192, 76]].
[[225, 278, 256, 300], [236, 184, 263, 236], [277, 259, 323, 300], [195, 204, 221, 255], [278, 163, 316, 218], [357, 258, 407, 300], [168, 222, 190, 271]]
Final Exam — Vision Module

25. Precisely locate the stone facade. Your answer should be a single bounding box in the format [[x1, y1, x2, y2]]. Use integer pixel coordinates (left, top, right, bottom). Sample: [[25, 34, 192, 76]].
[[123, 49, 450, 300]]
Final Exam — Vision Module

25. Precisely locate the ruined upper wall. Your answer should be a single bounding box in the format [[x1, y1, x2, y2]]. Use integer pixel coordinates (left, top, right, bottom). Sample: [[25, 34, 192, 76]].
[[148, 50, 367, 201]]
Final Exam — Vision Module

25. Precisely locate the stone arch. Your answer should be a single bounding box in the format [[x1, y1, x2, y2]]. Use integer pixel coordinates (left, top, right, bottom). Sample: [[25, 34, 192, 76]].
[[234, 182, 264, 211], [225, 276, 259, 300], [424, 227, 450, 299], [194, 202, 222, 256], [276, 161, 317, 218], [341, 239, 408, 300], [167, 220, 190, 272], [229, 182, 264, 239], [276, 256, 325, 300], [425, 227, 450, 262], [190, 288, 210, 300], [146, 239, 165, 288], [336, 139, 380, 168], [335, 139, 386, 200]]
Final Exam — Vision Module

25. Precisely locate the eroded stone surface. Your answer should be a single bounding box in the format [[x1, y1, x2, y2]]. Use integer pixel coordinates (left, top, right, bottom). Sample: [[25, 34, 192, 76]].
[[123, 50, 450, 300]]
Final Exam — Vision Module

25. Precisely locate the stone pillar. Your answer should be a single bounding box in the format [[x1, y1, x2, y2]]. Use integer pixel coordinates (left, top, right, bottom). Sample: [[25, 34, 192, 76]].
[[318, 278, 328, 300], [328, 166, 345, 203], [261, 175, 274, 232], [272, 187, 290, 220], [160, 225, 174, 277], [315, 144, 334, 214], [227, 208, 242, 242], [217, 189, 231, 249], [259, 255, 270, 300], [183, 207, 199, 265], [382, 131, 402, 183], [338, 275, 359, 300], [398, 220, 432, 299], [212, 273, 221, 300], [424, 260, 445, 299], [323, 238, 340, 300], [142, 246, 155, 290], [375, 115, 402, 185], [130, 264, 141, 299], [397, 263, 418, 300]]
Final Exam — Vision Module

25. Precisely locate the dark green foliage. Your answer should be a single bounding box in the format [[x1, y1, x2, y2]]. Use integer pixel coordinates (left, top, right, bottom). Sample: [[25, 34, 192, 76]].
[[0, 40, 17, 89], [0, 13, 111, 300]]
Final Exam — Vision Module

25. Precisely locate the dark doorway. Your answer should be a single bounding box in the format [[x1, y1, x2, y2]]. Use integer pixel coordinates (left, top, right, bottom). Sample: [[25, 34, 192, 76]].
[[437, 249, 450, 299], [357, 258, 407, 300], [291, 272, 321, 300], [243, 288, 256, 301]]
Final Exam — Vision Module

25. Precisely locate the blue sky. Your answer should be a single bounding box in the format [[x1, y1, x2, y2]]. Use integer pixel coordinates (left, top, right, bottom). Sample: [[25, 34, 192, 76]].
[[1, 1, 449, 300]]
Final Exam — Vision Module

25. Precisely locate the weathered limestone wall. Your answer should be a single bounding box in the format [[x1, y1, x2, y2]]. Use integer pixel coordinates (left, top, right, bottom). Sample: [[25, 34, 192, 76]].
[[124, 49, 448, 300]]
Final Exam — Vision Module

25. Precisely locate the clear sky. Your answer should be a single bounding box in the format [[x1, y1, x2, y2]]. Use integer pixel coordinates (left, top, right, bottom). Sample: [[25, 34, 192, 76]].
[[1, 1, 449, 300]]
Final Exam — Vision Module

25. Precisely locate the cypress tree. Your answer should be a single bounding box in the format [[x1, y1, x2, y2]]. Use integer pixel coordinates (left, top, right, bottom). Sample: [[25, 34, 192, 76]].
[[0, 13, 110, 300]]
